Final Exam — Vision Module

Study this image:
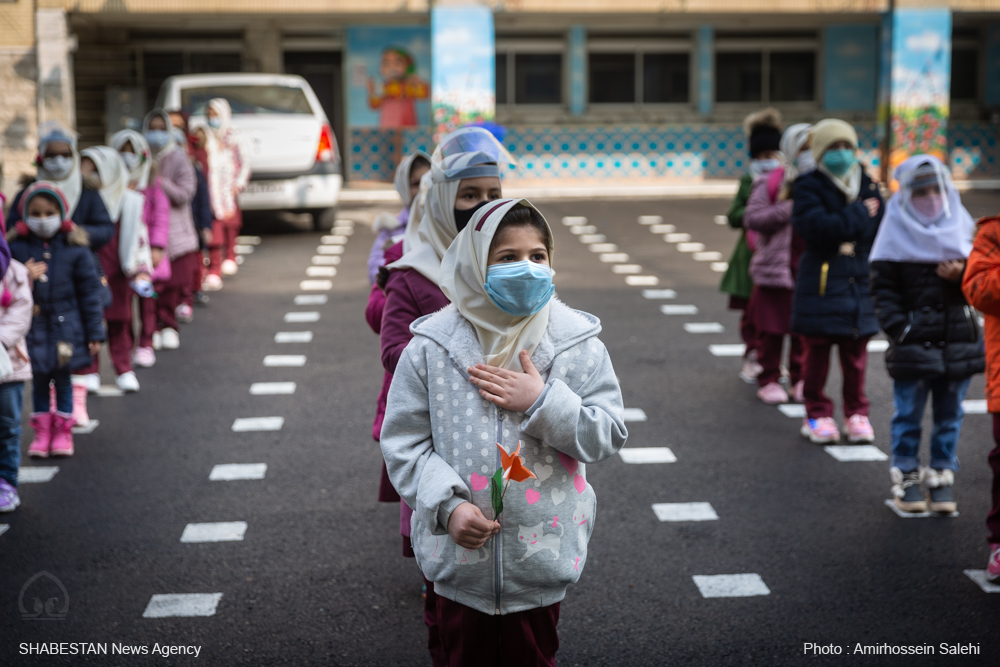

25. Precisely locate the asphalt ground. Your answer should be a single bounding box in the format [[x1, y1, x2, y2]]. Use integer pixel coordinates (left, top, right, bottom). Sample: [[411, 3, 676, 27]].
[[2, 191, 1000, 666]]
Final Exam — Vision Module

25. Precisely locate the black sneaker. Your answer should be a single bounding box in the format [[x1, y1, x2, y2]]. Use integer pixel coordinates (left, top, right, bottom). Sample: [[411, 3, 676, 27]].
[[195, 291, 210, 307], [891, 467, 927, 513], [926, 469, 957, 513]]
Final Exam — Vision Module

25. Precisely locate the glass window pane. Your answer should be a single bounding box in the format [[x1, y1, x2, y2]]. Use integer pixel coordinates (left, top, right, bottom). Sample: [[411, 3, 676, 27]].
[[769, 51, 815, 102], [589, 53, 635, 103], [496, 54, 508, 105], [716, 52, 762, 103], [514, 53, 562, 105], [643, 53, 689, 103], [951, 47, 977, 101]]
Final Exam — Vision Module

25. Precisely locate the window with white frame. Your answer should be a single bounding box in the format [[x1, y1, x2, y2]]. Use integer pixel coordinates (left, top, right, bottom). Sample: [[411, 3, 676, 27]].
[[587, 37, 691, 105], [715, 33, 817, 104], [495, 37, 564, 106]]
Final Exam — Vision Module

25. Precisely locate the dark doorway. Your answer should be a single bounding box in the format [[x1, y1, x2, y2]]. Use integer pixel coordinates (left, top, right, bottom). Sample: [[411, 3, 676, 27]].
[[284, 51, 344, 170]]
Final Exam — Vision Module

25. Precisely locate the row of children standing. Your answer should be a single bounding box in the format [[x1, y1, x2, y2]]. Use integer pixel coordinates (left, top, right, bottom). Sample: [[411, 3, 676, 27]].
[[364, 127, 628, 665], [0, 101, 249, 515]]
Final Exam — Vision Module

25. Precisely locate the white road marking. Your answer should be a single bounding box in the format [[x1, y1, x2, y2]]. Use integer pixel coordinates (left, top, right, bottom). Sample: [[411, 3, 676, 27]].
[[295, 294, 327, 305], [692, 574, 770, 598], [824, 445, 888, 462], [300, 280, 333, 291], [867, 339, 890, 352], [963, 400, 987, 414], [73, 420, 99, 434], [694, 251, 724, 261], [709, 344, 747, 357], [250, 382, 297, 395], [264, 355, 306, 367], [619, 447, 677, 464], [599, 253, 630, 263], [284, 311, 319, 323], [711, 262, 729, 272], [611, 264, 642, 274], [306, 266, 337, 277], [653, 502, 718, 522], [0, 524, 7, 537], [625, 276, 659, 286], [235, 235, 262, 245], [777, 404, 806, 418], [19, 467, 59, 483], [677, 242, 706, 253], [275, 331, 313, 343], [321, 235, 349, 245], [210, 463, 267, 481], [316, 246, 344, 255], [684, 323, 724, 333], [234, 245, 255, 255], [232, 416, 284, 432], [650, 224, 676, 234], [181, 521, 248, 543], [96, 385, 124, 397], [623, 408, 647, 421], [143, 593, 223, 618], [964, 570, 1000, 593], [660, 304, 698, 315], [665, 233, 691, 243], [311, 255, 341, 265], [638, 215, 663, 225], [642, 289, 677, 299], [714, 215, 729, 225], [331, 226, 354, 236], [589, 243, 618, 253], [562, 216, 588, 226], [883, 499, 958, 518], [569, 225, 598, 235], [578, 234, 606, 244]]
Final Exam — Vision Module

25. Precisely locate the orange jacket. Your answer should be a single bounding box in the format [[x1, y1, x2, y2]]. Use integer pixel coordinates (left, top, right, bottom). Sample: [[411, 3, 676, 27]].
[[962, 215, 1000, 412]]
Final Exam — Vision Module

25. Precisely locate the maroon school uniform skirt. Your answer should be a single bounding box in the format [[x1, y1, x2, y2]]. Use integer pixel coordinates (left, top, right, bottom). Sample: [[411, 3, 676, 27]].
[[98, 235, 132, 322], [752, 286, 794, 336]]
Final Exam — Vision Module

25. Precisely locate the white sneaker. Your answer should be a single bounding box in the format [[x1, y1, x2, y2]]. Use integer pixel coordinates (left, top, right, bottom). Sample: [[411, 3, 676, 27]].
[[116, 371, 140, 393], [84, 373, 101, 394], [152, 331, 163, 350], [221, 259, 238, 276], [160, 327, 180, 350], [202, 274, 223, 291]]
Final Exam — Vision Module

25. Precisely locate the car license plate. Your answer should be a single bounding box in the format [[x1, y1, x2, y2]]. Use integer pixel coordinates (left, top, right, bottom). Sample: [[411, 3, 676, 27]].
[[244, 181, 285, 195]]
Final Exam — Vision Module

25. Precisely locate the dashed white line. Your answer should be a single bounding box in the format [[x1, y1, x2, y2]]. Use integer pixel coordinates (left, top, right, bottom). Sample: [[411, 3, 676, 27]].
[[19, 467, 59, 483], [579, 234, 606, 244], [611, 264, 642, 274], [306, 266, 337, 277], [623, 408, 647, 422], [235, 235, 262, 245], [0, 524, 8, 537], [642, 289, 677, 299], [589, 243, 618, 253], [73, 420, 99, 435], [711, 262, 729, 272], [284, 312, 320, 323], [777, 404, 806, 418], [619, 447, 677, 464], [210, 463, 267, 481], [665, 233, 691, 243], [321, 235, 349, 245], [599, 253, 630, 263], [295, 294, 327, 305], [300, 280, 333, 291], [275, 331, 313, 343], [569, 225, 598, 235], [694, 251, 724, 261], [234, 245, 255, 255], [867, 339, 890, 352], [316, 246, 344, 255], [143, 593, 223, 618], [638, 215, 663, 225], [311, 255, 341, 265], [693, 574, 770, 598], [709, 344, 746, 357], [824, 445, 888, 462], [964, 570, 1000, 593], [660, 304, 698, 315], [677, 242, 706, 253], [962, 400, 987, 414], [250, 382, 297, 395], [684, 323, 724, 333], [650, 224, 676, 234], [96, 386, 124, 397], [181, 522, 248, 543], [264, 355, 306, 367], [331, 226, 354, 236], [653, 502, 719, 522], [625, 276, 659, 286], [562, 216, 588, 226], [714, 215, 729, 225], [232, 416, 284, 432]]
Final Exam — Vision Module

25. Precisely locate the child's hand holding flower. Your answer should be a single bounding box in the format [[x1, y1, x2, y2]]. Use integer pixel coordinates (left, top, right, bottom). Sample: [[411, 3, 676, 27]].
[[448, 502, 499, 549], [468, 350, 545, 413]]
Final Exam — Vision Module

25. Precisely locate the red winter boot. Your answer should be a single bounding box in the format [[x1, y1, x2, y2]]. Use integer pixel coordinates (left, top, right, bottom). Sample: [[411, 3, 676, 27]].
[[70, 380, 90, 427], [50, 413, 75, 457], [28, 413, 54, 458]]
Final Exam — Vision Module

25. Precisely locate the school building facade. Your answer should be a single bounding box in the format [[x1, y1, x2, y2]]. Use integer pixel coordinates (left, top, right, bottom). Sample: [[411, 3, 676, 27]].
[[1, 0, 998, 193]]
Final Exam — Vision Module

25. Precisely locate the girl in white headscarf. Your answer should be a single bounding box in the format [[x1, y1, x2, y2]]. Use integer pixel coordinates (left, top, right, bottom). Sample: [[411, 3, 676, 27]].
[[367, 151, 431, 285], [381, 199, 626, 664]]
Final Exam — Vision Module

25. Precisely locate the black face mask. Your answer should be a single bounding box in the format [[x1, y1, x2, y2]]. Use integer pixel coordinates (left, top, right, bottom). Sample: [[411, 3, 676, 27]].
[[454, 200, 490, 232]]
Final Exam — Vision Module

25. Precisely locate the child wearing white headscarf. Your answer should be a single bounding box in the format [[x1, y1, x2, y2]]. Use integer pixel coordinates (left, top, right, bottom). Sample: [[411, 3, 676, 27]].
[[871, 155, 982, 514], [381, 198, 626, 665], [201, 98, 250, 284], [368, 151, 431, 285]]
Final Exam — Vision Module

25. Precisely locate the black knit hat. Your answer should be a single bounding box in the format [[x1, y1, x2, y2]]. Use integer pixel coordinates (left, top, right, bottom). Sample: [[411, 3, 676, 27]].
[[744, 107, 783, 158]]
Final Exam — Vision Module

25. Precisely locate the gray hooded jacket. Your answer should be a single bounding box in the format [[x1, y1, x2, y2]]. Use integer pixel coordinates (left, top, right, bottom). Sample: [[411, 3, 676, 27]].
[[381, 298, 627, 616]]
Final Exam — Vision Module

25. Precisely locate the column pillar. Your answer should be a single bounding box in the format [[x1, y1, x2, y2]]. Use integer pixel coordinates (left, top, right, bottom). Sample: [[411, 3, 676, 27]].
[[568, 25, 586, 117], [696, 26, 713, 117], [35, 8, 76, 129], [244, 21, 282, 74]]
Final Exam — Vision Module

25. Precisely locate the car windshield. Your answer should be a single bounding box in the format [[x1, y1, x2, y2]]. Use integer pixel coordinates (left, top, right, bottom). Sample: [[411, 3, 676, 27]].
[[180, 85, 313, 115]]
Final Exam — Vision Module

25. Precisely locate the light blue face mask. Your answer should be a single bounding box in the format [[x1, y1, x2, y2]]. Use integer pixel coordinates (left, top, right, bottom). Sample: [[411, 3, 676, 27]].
[[144, 129, 170, 152], [484, 260, 554, 317], [208, 117, 222, 129], [822, 148, 857, 177]]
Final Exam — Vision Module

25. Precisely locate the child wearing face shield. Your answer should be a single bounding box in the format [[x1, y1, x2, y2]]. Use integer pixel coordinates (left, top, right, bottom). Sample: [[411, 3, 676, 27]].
[[791, 119, 883, 445], [381, 199, 627, 666], [869, 156, 982, 514], [9, 183, 106, 459]]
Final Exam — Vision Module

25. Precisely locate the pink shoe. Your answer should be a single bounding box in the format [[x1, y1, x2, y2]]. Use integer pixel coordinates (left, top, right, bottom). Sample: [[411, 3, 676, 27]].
[[175, 303, 194, 324], [71, 382, 90, 427], [50, 413, 75, 457], [791, 380, 805, 404], [27, 413, 53, 458], [133, 347, 156, 368], [756, 382, 789, 405], [987, 544, 1000, 581], [739, 351, 763, 384], [800, 417, 840, 443], [845, 414, 875, 443]]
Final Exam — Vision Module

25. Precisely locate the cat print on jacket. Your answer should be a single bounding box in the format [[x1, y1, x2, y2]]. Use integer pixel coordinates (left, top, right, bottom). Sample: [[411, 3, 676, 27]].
[[516, 518, 563, 563], [455, 544, 490, 565]]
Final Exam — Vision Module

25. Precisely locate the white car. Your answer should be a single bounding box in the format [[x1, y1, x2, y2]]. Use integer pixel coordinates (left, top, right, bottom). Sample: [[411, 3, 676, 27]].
[[156, 73, 342, 231]]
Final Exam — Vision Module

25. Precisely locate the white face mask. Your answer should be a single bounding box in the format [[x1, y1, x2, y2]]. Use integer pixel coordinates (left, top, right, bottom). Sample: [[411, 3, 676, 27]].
[[797, 149, 816, 174], [121, 152, 141, 171], [26, 214, 63, 239], [42, 155, 73, 180]]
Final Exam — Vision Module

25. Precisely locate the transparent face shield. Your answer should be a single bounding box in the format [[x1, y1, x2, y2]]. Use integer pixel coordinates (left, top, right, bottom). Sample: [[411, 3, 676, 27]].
[[431, 126, 517, 172], [900, 161, 951, 225]]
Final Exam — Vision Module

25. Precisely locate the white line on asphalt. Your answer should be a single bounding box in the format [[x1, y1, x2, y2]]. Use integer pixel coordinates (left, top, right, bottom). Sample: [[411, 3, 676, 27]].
[[210, 463, 267, 481], [181, 522, 248, 543], [235, 235, 262, 245], [589, 243, 618, 252], [264, 355, 306, 367], [275, 331, 313, 343], [677, 242, 706, 253], [300, 280, 333, 291], [316, 246, 344, 255], [619, 447, 677, 464], [306, 266, 337, 277], [650, 224, 676, 234], [824, 445, 888, 462], [284, 312, 320, 323], [660, 304, 698, 315], [714, 215, 729, 225], [321, 235, 349, 244], [692, 574, 770, 598], [638, 215, 663, 225], [562, 216, 588, 226], [19, 467, 59, 483], [709, 344, 747, 357], [684, 323, 725, 333], [599, 253, 630, 263], [611, 264, 642, 274], [653, 502, 719, 522], [963, 400, 987, 414], [250, 382, 297, 395], [694, 251, 724, 261], [867, 339, 890, 352], [642, 289, 677, 299], [964, 570, 1000, 593], [569, 225, 598, 235], [96, 385, 124, 397], [312, 255, 341, 265], [234, 245, 255, 255], [143, 593, 223, 618], [578, 234, 606, 244], [711, 262, 729, 272], [295, 294, 327, 305], [623, 408, 647, 422], [665, 233, 691, 243], [883, 499, 958, 518], [73, 420, 99, 434], [331, 226, 354, 236], [231, 417, 284, 432], [0, 524, 8, 537], [777, 404, 806, 418], [625, 276, 659, 286]]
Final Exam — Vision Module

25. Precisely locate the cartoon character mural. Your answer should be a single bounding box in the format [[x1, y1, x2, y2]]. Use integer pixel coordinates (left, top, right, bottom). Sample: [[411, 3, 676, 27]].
[[368, 47, 429, 128], [346, 26, 432, 130]]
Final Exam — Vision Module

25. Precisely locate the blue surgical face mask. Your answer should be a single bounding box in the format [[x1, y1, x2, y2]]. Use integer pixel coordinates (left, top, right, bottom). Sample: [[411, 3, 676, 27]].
[[42, 155, 73, 179], [144, 129, 170, 152], [822, 148, 857, 177], [171, 128, 187, 146], [484, 260, 554, 317], [208, 117, 222, 129]]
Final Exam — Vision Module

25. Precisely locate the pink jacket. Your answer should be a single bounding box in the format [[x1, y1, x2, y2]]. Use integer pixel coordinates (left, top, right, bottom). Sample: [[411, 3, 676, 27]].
[[368, 242, 401, 442], [143, 177, 171, 250], [744, 169, 795, 290], [156, 149, 199, 259], [0, 260, 33, 383]]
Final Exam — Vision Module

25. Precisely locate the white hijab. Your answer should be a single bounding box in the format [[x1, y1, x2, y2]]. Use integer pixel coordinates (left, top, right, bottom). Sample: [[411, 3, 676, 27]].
[[36, 120, 82, 216], [208, 98, 233, 135], [142, 108, 178, 157], [870, 155, 974, 263], [780, 123, 813, 187], [393, 151, 430, 208], [111, 129, 152, 189], [81, 146, 151, 276], [440, 198, 552, 372]]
